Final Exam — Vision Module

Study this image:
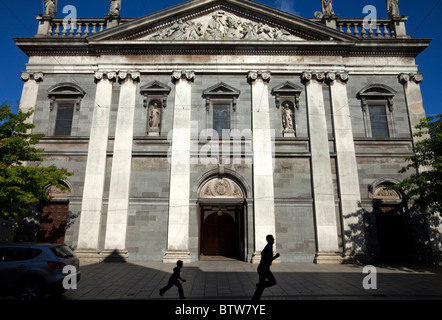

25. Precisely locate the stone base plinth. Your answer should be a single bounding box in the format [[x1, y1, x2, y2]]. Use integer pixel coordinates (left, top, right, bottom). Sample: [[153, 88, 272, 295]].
[[314, 252, 343, 264], [75, 249, 102, 264], [163, 251, 192, 264]]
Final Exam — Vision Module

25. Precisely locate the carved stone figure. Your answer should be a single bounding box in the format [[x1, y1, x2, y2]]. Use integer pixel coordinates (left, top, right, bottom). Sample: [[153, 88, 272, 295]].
[[240, 22, 257, 40], [257, 23, 272, 40], [225, 16, 241, 40], [321, 0, 334, 15], [168, 20, 188, 40], [386, 0, 400, 17], [149, 102, 161, 129], [205, 14, 225, 40], [44, 0, 57, 17], [282, 103, 294, 130], [188, 22, 204, 40], [109, 0, 121, 16]]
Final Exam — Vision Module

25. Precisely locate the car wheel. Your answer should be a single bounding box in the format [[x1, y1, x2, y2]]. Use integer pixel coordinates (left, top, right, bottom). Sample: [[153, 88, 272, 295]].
[[17, 279, 46, 301]]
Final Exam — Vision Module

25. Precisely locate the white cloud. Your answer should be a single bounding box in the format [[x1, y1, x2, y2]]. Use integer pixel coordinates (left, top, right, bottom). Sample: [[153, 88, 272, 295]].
[[273, 0, 300, 15]]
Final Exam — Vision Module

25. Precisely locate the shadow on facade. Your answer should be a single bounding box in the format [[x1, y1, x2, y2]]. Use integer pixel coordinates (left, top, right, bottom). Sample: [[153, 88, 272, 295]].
[[344, 202, 435, 265]]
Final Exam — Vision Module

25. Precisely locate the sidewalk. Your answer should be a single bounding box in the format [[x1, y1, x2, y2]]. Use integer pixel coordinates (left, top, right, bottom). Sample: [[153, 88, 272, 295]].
[[63, 260, 442, 300]]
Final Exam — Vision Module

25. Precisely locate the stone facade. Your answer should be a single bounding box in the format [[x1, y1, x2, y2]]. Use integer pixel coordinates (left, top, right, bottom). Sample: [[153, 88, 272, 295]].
[[13, 0, 439, 264]]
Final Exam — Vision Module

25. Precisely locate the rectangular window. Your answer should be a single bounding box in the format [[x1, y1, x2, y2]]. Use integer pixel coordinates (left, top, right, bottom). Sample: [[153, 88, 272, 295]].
[[54, 102, 74, 136], [213, 104, 230, 136], [369, 105, 389, 138]]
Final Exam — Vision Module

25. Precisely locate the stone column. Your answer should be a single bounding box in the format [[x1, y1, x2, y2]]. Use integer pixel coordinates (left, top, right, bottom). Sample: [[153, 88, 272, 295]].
[[248, 71, 277, 264], [400, 73, 441, 265], [77, 71, 116, 261], [302, 71, 341, 264], [328, 72, 366, 262], [103, 72, 140, 260], [163, 71, 195, 264], [19, 72, 44, 126]]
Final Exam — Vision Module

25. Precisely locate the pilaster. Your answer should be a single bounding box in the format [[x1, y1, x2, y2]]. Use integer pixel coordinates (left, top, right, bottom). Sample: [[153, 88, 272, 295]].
[[248, 71, 277, 264], [19, 72, 44, 127], [104, 71, 140, 257], [302, 71, 341, 264], [399, 73, 442, 264], [328, 72, 367, 263], [163, 71, 195, 264], [76, 71, 116, 262]]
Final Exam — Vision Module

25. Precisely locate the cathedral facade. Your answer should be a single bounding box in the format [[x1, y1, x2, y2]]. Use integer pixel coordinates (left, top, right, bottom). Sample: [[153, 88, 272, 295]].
[[14, 0, 440, 264]]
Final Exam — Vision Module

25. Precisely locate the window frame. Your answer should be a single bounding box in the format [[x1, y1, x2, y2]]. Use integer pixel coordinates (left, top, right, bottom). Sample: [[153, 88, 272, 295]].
[[47, 83, 85, 137], [358, 84, 396, 139]]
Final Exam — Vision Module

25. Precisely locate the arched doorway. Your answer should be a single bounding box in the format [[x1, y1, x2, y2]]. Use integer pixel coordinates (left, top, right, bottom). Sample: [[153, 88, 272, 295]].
[[198, 177, 246, 260], [373, 185, 410, 263]]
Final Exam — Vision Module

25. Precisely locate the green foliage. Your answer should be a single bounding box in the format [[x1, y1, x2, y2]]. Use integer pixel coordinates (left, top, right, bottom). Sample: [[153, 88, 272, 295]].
[[392, 114, 442, 215], [0, 104, 73, 222]]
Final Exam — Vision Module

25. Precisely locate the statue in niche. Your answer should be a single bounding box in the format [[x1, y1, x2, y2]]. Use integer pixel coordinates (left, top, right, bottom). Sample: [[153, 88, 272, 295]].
[[44, 0, 57, 17], [321, 0, 334, 15], [282, 102, 294, 130], [149, 101, 161, 129], [109, 0, 121, 16], [386, 0, 400, 17]]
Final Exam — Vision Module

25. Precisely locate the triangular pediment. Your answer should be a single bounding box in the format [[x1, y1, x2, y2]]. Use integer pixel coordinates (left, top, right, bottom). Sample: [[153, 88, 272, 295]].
[[203, 82, 240, 97], [271, 81, 303, 95], [89, 0, 355, 42], [140, 81, 171, 94]]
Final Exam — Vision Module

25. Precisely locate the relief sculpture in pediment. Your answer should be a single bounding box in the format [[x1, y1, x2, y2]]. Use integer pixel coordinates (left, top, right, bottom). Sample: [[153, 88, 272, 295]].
[[145, 11, 302, 41]]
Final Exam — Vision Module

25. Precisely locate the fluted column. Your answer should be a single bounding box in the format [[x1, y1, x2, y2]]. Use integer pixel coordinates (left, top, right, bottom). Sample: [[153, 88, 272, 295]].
[[248, 71, 277, 264], [104, 71, 140, 258], [303, 71, 341, 264], [328, 72, 366, 262], [163, 71, 195, 263], [77, 71, 116, 261], [19, 72, 44, 127]]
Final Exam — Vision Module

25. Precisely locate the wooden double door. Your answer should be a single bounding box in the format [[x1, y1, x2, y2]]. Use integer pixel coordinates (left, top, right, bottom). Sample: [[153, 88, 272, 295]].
[[37, 202, 69, 244], [200, 205, 244, 259]]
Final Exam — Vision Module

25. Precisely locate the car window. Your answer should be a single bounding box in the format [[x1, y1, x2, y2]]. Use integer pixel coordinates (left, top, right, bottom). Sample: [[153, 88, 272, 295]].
[[0, 248, 42, 262], [51, 245, 74, 258]]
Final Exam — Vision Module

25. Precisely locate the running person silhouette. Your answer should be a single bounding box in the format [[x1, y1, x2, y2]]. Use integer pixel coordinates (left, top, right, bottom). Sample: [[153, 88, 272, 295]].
[[160, 260, 186, 299], [252, 235, 280, 300]]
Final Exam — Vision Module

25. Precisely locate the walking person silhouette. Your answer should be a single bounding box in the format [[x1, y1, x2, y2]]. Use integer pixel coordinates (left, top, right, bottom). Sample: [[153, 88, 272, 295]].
[[252, 235, 280, 301], [160, 260, 186, 299]]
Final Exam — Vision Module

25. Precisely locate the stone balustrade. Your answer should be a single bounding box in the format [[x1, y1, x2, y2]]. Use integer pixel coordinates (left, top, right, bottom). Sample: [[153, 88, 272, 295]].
[[336, 18, 395, 38]]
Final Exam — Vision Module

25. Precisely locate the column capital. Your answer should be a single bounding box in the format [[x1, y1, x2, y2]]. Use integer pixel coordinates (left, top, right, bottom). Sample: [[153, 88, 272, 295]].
[[117, 71, 140, 83], [326, 71, 349, 83], [94, 71, 117, 82], [248, 71, 271, 83], [172, 71, 195, 82], [302, 71, 327, 83], [399, 72, 423, 84], [21, 72, 44, 82]]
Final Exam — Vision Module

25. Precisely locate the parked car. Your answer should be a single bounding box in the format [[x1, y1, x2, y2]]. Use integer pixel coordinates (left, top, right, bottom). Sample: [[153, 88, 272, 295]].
[[0, 243, 81, 300]]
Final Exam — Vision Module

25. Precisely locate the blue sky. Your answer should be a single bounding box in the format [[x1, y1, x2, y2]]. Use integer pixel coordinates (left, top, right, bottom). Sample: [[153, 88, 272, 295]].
[[0, 0, 440, 117]]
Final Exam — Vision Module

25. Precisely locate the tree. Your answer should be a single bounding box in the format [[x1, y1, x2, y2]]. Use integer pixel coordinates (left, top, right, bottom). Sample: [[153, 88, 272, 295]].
[[392, 114, 442, 215], [0, 104, 72, 226]]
